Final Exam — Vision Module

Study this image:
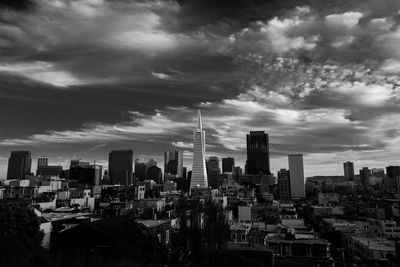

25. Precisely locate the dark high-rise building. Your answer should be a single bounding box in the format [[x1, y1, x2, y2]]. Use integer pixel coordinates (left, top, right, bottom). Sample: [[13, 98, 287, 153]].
[[166, 160, 178, 175], [70, 159, 90, 168], [108, 150, 133, 185], [246, 131, 270, 175], [7, 151, 32, 180], [207, 156, 221, 189], [207, 157, 220, 176], [278, 169, 291, 201], [343, 161, 354, 181], [371, 168, 384, 178], [135, 158, 147, 182], [70, 164, 102, 186], [37, 166, 63, 176], [182, 167, 187, 179], [37, 157, 48, 168], [386, 166, 400, 178], [222, 157, 235, 173], [234, 166, 243, 175], [359, 167, 371, 190], [103, 169, 109, 183], [164, 149, 183, 177], [146, 165, 163, 184]]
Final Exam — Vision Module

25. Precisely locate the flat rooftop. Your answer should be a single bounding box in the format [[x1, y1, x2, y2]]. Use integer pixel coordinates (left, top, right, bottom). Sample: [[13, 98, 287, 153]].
[[137, 219, 170, 228]]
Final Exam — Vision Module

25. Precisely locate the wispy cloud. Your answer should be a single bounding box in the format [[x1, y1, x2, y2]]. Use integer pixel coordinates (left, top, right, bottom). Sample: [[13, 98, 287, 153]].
[[0, 62, 106, 87], [151, 71, 174, 80]]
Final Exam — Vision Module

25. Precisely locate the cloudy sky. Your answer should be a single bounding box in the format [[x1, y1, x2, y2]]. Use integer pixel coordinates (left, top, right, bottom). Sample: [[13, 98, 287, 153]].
[[1, 0, 400, 178]]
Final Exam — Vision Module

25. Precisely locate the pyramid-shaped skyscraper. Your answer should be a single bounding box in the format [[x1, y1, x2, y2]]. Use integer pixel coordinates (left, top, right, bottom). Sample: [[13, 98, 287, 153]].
[[190, 110, 208, 188]]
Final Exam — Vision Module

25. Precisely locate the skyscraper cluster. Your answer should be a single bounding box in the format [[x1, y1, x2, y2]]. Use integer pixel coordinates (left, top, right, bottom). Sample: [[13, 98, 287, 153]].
[[4, 109, 307, 199], [164, 149, 183, 177]]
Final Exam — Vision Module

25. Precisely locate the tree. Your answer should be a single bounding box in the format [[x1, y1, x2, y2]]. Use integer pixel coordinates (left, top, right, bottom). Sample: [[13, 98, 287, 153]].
[[124, 217, 169, 264], [204, 199, 230, 250], [0, 203, 45, 266]]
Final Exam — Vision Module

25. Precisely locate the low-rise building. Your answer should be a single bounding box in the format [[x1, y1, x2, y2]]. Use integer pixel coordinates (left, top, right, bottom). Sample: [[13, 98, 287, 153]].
[[343, 235, 395, 260], [238, 205, 252, 224], [139, 198, 166, 212], [318, 192, 339, 205], [137, 219, 172, 246], [230, 223, 251, 243]]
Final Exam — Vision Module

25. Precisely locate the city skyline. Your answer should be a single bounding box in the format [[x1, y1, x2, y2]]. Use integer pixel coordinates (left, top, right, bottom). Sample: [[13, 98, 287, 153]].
[[2, 124, 399, 181], [2, 0, 400, 178]]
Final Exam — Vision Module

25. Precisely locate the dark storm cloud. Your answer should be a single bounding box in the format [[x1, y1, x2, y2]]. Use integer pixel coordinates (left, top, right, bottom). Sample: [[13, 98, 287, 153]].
[[2, 0, 400, 177], [0, 0, 34, 11]]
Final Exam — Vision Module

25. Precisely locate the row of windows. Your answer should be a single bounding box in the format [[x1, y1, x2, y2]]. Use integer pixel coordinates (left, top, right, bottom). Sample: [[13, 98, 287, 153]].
[[231, 233, 246, 242]]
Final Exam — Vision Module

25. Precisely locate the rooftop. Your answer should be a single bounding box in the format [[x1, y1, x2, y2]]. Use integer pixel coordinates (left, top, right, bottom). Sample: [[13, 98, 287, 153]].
[[230, 223, 251, 231], [351, 236, 395, 252], [41, 212, 92, 222], [137, 219, 170, 228], [266, 238, 330, 245]]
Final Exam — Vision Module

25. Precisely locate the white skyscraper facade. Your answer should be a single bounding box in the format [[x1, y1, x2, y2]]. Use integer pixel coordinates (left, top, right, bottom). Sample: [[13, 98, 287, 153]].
[[190, 110, 208, 188], [288, 153, 305, 199]]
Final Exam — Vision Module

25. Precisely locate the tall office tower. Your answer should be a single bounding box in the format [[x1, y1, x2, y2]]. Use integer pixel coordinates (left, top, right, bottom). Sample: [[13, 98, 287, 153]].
[[343, 161, 355, 181], [246, 131, 270, 175], [371, 168, 385, 178], [278, 169, 291, 201], [359, 167, 371, 190], [37, 166, 63, 176], [207, 157, 220, 176], [37, 157, 48, 168], [70, 164, 102, 186], [234, 166, 243, 175], [91, 164, 103, 186], [386, 166, 400, 178], [207, 156, 221, 188], [103, 169, 109, 183], [222, 157, 235, 173], [146, 166, 163, 184], [135, 158, 147, 182], [182, 167, 187, 179], [164, 149, 183, 177], [7, 151, 32, 180], [70, 159, 90, 168], [108, 150, 133, 185], [288, 153, 305, 199], [190, 110, 208, 188]]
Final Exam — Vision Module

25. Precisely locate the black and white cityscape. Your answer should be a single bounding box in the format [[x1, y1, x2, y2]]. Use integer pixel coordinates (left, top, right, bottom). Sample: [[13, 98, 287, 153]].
[[2, 0, 400, 266]]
